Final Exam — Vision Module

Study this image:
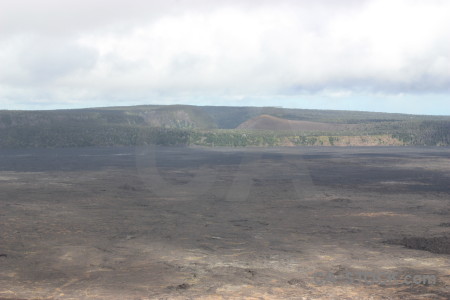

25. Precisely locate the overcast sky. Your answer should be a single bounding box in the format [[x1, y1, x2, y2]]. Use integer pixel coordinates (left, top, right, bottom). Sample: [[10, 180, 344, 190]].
[[0, 0, 449, 114]]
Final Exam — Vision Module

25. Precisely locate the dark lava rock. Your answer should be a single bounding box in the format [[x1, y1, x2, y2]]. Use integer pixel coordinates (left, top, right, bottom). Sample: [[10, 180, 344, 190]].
[[385, 236, 450, 254]]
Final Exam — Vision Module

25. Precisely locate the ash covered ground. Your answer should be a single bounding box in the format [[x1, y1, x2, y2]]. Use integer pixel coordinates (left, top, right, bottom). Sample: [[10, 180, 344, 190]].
[[0, 146, 449, 299]]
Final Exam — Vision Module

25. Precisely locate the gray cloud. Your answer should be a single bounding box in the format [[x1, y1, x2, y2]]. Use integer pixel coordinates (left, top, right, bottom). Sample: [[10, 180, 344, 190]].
[[0, 0, 449, 109], [20, 38, 98, 85]]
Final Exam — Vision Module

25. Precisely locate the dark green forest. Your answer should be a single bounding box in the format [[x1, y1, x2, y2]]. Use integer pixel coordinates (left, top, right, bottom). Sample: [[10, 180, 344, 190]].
[[1, 105, 449, 148]]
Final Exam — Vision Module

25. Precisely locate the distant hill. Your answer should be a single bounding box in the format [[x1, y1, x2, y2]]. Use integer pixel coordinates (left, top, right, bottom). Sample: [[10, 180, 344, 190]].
[[0, 105, 216, 130], [1, 104, 450, 148], [236, 114, 352, 131]]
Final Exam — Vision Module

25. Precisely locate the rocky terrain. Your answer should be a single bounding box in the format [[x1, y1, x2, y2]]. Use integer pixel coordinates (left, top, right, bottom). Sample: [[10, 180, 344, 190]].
[[0, 146, 449, 299]]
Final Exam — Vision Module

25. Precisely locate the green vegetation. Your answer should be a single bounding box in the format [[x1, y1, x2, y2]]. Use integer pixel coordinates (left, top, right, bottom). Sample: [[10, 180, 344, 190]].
[[0, 125, 191, 148], [187, 130, 404, 147], [1, 105, 449, 148]]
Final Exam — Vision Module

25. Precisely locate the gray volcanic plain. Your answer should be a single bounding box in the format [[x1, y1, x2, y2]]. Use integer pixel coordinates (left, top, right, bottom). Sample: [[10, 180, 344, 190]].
[[0, 146, 449, 299]]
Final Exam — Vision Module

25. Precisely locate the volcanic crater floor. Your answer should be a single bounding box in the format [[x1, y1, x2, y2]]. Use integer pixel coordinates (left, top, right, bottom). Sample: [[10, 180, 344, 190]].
[[0, 146, 449, 299]]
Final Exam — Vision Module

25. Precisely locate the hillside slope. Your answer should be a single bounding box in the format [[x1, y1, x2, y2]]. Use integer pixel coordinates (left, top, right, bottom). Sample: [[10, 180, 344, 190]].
[[236, 114, 352, 131], [1, 104, 450, 148]]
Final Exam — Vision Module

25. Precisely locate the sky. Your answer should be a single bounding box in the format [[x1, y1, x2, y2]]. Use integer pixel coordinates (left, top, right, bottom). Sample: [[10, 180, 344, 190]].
[[0, 0, 449, 114]]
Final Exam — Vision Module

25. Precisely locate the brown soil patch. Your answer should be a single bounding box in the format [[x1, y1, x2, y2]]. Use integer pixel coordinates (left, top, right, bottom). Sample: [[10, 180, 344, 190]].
[[236, 114, 349, 131]]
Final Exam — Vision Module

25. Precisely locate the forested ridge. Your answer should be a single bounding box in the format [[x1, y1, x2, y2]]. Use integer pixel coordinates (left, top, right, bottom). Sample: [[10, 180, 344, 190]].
[[1, 105, 449, 148]]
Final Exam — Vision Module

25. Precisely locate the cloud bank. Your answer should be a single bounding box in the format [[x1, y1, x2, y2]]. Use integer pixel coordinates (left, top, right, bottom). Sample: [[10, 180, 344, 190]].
[[0, 0, 449, 112]]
